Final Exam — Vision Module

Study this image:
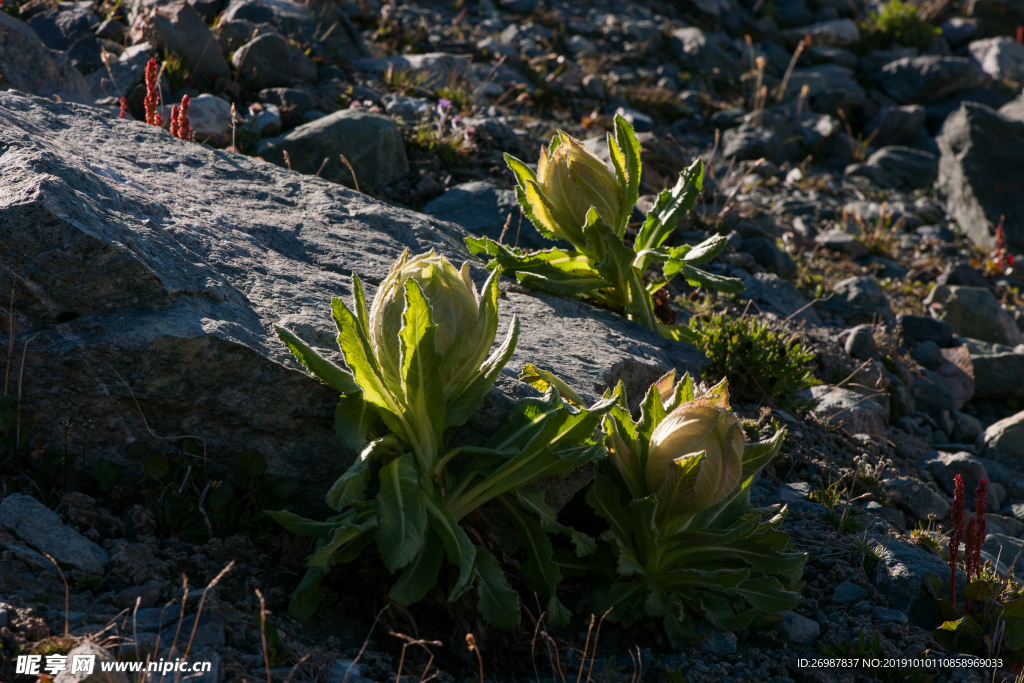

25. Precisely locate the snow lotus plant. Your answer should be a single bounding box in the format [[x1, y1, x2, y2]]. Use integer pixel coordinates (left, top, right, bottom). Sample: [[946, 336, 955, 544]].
[[465, 115, 744, 344], [577, 373, 806, 644], [268, 250, 615, 626]]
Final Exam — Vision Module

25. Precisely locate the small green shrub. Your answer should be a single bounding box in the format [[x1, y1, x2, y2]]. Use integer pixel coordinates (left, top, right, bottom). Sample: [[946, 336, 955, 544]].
[[859, 1, 939, 51], [689, 313, 820, 410]]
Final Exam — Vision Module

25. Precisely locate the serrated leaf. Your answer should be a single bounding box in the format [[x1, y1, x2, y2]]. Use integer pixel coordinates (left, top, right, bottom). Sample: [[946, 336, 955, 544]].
[[399, 279, 445, 462], [334, 392, 383, 453], [325, 436, 399, 511], [591, 582, 647, 623], [657, 322, 703, 345], [387, 529, 445, 605], [446, 315, 520, 427], [678, 264, 746, 294], [351, 273, 371, 336], [505, 152, 538, 188], [634, 160, 704, 269], [376, 453, 427, 571], [264, 510, 338, 538], [518, 363, 586, 408], [500, 495, 563, 603], [275, 325, 359, 394], [612, 114, 641, 239], [331, 297, 407, 437], [517, 488, 597, 557], [741, 429, 787, 483], [475, 548, 521, 628], [288, 568, 326, 622], [424, 492, 477, 601], [679, 234, 728, 265], [732, 575, 803, 613], [664, 607, 700, 646]]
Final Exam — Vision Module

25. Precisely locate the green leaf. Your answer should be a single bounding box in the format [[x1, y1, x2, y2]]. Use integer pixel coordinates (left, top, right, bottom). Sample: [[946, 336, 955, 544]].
[[546, 595, 572, 629], [518, 363, 587, 408], [664, 607, 699, 646], [423, 492, 477, 601], [517, 488, 597, 557], [325, 453, 370, 511], [274, 325, 359, 394], [623, 270, 661, 334], [504, 152, 539, 188], [351, 273, 371, 336], [475, 548, 521, 628], [679, 234, 728, 265], [741, 429, 787, 483], [612, 114, 641, 239], [388, 530, 445, 605], [144, 452, 168, 480], [654, 323, 699, 346], [591, 582, 647, 623], [701, 593, 760, 631], [265, 510, 340, 538], [629, 496, 659, 573], [732, 576, 803, 613], [634, 160, 704, 268], [499, 495, 563, 603], [307, 512, 379, 569], [331, 297, 407, 436], [89, 460, 120, 491], [238, 450, 267, 479], [655, 451, 706, 530], [334, 392, 383, 453], [288, 568, 326, 622], [676, 265, 746, 294], [399, 278, 445, 462], [376, 453, 427, 571]]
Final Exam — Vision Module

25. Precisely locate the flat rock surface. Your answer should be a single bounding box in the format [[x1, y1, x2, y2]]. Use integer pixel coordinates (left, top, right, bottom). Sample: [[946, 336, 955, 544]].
[[0, 92, 707, 492], [0, 494, 109, 572]]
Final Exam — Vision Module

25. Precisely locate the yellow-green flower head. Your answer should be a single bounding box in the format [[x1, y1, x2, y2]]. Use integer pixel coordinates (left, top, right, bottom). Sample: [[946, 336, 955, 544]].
[[536, 133, 622, 237], [369, 250, 494, 397], [646, 382, 745, 512]]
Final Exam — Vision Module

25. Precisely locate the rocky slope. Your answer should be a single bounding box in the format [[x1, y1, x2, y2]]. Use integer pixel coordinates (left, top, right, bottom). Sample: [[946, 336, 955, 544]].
[[1, 0, 1024, 681]]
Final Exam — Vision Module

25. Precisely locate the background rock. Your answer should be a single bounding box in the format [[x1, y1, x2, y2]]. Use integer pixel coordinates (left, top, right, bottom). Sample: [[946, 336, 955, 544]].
[[0, 92, 707, 498], [0, 494, 109, 572], [0, 11, 93, 104]]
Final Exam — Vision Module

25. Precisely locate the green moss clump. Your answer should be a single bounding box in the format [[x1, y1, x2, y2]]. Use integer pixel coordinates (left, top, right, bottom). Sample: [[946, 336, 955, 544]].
[[860, 1, 939, 51], [690, 313, 821, 410]]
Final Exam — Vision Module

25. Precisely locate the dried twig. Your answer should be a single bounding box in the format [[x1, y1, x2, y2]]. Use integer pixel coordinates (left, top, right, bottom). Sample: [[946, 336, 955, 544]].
[[42, 551, 70, 637], [256, 588, 272, 683], [466, 633, 484, 683], [338, 153, 360, 192], [111, 368, 207, 463]]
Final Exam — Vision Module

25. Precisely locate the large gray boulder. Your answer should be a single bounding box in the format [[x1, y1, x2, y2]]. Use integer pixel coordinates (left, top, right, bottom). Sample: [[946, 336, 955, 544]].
[[256, 108, 409, 190], [873, 538, 966, 629], [959, 338, 1024, 399], [129, 1, 230, 83], [936, 103, 1024, 251], [981, 410, 1024, 458], [0, 494, 110, 572], [0, 91, 707, 495], [874, 56, 993, 105], [0, 11, 93, 104], [924, 285, 1024, 347], [968, 37, 1024, 81]]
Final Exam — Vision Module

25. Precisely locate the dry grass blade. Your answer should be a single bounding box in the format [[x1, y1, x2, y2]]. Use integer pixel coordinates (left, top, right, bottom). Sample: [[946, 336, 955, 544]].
[[284, 653, 310, 683], [585, 608, 613, 683], [256, 588, 272, 683], [343, 605, 390, 683], [112, 368, 207, 463], [575, 614, 595, 683], [466, 633, 484, 683], [4, 279, 14, 396], [530, 609, 547, 683], [42, 551, 70, 637], [338, 153, 360, 192], [389, 630, 442, 683]]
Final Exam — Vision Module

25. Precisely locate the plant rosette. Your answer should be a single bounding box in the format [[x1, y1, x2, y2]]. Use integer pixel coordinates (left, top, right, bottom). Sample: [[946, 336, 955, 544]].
[[465, 114, 743, 344], [563, 372, 807, 644], [268, 250, 615, 627]]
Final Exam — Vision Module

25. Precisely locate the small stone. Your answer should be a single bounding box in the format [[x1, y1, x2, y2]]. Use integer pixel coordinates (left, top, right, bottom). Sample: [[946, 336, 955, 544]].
[[911, 339, 944, 368], [773, 610, 820, 645], [845, 324, 880, 360], [815, 229, 869, 258], [696, 621, 738, 656], [778, 482, 812, 503], [882, 477, 950, 520], [872, 606, 909, 624], [55, 641, 129, 683], [832, 580, 868, 604], [810, 385, 889, 435], [0, 494, 109, 572]]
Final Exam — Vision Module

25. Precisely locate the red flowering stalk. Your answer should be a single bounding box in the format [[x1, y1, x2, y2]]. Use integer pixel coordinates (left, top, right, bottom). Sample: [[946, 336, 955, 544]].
[[950, 474, 966, 610], [169, 105, 180, 138], [119, 96, 128, 119], [144, 58, 162, 127], [994, 219, 1014, 273], [177, 95, 191, 141]]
